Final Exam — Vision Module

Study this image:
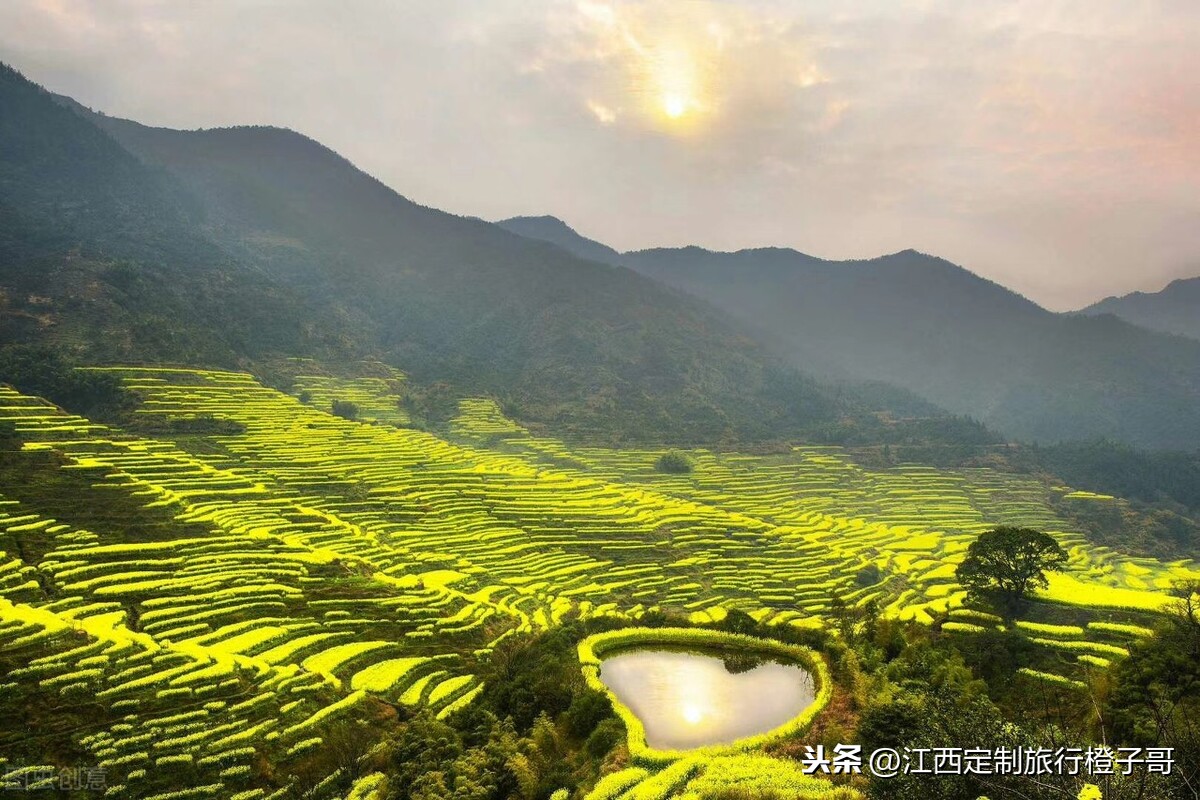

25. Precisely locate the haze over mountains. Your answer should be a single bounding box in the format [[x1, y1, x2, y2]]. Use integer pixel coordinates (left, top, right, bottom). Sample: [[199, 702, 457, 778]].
[[1081, 278, 1200, 342], [497, 216, 1200, 451], [3, 63, 891, 444], [2, 62, 1198, 451]]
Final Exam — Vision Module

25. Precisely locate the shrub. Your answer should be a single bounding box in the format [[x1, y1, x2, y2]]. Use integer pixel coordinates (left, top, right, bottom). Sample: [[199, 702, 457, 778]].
[[854, 564, 884, 588], [655, 450, 694, 474], [331, 399, 359, 420], [586, 717, 624, 757]]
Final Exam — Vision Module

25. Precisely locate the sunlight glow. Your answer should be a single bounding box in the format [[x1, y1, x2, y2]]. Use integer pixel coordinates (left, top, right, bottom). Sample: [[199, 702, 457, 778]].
[[663, 93, 688, 119], [681, 701, 705, 724], [552, 1, 832, 136], [646, 43, 705, 126]]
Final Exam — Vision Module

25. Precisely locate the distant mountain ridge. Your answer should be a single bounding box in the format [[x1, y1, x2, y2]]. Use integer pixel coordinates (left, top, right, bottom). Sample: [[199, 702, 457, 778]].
[[2, 62, 937, 445], [0, 63, 353, 366], [4, 56, 1195, 451], [495, 215, 623, 267], [497, 215, 1200, 450], [1081, 277, 1200, 341]]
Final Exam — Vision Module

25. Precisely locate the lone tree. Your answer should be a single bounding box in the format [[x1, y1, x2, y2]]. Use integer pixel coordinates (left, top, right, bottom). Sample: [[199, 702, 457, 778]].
[[655, 450, 693, 474], [956, 526, 1067, 614], [331, 399, 359, 420]]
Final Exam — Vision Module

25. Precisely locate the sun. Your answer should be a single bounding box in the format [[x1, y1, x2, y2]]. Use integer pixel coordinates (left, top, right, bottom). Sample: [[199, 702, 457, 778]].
[[681, 702, 705, 724], [662, 93, 688, 119]]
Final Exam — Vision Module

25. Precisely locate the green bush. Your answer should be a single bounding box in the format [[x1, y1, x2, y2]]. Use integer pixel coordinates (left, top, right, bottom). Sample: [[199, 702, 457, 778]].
[[655, 450, 694, 474], [331, 399, 359, 420], [585, 718, 624, 757], [854, 564, 883, 588]]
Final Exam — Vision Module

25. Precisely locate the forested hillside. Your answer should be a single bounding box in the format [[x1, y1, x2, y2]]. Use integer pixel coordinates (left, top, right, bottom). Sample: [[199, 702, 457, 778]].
[[1, 62, 918, 445], [498, 216, 1200, 451], [1082, 276, 1200, 341]]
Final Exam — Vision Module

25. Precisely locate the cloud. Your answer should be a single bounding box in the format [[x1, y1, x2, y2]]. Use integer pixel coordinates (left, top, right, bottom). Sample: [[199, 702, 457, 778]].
[[0, 0, 1195, 309], [518, 1, 832, 141]]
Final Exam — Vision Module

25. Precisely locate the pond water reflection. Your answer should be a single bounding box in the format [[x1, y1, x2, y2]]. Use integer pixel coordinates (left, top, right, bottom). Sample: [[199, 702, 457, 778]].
[[597, 648, 815, 750]]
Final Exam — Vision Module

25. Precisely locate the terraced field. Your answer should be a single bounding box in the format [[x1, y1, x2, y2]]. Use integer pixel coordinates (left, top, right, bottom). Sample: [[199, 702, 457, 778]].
[[1, 369, 1195, 798]]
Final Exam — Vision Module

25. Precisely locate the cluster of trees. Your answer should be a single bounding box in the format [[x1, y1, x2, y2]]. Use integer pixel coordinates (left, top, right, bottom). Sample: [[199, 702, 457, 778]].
[[1023, 440, 1200, 515], [841, 590, 1199, 800], [822, 528, 1197, 799], [364, 623, 623, 800], [0, 345, 135, 420], [1107, 583, 1200, 794]]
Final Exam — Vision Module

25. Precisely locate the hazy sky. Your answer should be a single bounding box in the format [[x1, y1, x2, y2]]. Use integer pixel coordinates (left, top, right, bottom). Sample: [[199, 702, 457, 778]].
[[2, 1, 1197, 310]]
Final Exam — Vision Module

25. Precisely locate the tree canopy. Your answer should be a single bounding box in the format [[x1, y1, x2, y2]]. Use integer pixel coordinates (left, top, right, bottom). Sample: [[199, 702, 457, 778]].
[[956, 526, 1068, 613], [655, 450, 694, 474]]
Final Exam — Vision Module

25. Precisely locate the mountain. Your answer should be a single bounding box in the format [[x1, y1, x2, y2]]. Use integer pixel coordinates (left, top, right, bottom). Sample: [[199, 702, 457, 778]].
[[0, 63, 357, 366], [497, 215, 626, 268], [498, 216, 1200, 451], [1081, 277, 1200, 341], [0, 63, 909, 445], [496, 215, 623, 267]]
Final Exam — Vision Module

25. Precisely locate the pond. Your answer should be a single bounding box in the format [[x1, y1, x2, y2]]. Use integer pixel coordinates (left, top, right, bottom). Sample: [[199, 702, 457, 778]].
[[597, 648, 816, 750]]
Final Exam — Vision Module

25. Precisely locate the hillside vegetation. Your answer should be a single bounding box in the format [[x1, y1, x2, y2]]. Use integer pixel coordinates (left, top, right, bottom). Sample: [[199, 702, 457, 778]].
[[498, 216, 1200, 451], [0, 368, 1195, 797], [1082, 276, 1200, 341], [36, 78, 897, 446], [0, 61, 927, 446]]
